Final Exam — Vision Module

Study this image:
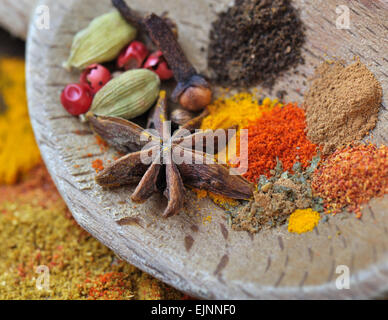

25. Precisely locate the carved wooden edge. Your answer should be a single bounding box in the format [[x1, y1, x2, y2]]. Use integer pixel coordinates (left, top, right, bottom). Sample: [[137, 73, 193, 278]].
[[25, 0, 388, 299]]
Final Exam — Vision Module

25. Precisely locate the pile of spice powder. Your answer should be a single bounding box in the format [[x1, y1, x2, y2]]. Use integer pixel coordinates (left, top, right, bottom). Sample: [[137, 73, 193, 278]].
[[304, 59, 382, 154], [200, 92, 280, 131], [201, 92, 280, 163], [230, 156, 323, 233], [288, 208, 321, 234], [198, 93, 280, 205], [208, 0, 305, 87], [0, 58, 40, 184], [239, 103, 318, 183], [312, 143, 388, 218], [0, 162, 185, 300]]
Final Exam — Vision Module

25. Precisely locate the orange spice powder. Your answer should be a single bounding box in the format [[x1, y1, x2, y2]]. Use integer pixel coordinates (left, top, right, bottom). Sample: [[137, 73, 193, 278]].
[[92, 159, 104, 173], [239, 103, 318, 183]]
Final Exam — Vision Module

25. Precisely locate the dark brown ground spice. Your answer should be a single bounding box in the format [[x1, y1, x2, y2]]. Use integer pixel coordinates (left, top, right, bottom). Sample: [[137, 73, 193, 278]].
[[208, 0, 305, 88]]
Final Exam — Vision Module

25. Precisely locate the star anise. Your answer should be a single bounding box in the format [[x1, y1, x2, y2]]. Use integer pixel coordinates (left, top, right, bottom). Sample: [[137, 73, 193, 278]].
[[87, 92, 253, 217]]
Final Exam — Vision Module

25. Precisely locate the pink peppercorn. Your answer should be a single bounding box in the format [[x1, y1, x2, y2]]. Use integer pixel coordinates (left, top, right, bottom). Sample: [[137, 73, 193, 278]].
[[80, 64, 111, 95], [61, 83, 93, 116]]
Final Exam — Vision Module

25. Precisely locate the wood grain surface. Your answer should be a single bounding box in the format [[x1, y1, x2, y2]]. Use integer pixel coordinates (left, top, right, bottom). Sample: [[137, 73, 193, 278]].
[[0, 0, 38, 39], [26, 0, 388, 299]]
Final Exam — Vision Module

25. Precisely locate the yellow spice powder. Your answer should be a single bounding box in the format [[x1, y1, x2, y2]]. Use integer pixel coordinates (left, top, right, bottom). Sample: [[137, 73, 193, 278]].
[[192, 188, 239, 209], [201, 93, 281, 163], [0, 58, 40, 184], [198, 93, 281, 206], [201, 93, 280, 131], [288, 208, 321, 234], [0, 193, 184, 300]]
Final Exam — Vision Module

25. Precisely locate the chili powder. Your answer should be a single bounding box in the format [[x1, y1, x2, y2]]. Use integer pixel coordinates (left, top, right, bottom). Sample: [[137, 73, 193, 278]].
[[238, 103, 318, 183]]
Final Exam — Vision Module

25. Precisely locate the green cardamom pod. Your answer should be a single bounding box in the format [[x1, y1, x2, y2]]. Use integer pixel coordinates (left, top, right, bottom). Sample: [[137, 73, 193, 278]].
[[63, 10, 137, 70], [91, 69, 160, 119]]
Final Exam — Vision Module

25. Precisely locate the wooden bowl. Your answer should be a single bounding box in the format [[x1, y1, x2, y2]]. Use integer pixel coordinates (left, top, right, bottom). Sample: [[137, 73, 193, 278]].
[[26, 0, 388, 299]]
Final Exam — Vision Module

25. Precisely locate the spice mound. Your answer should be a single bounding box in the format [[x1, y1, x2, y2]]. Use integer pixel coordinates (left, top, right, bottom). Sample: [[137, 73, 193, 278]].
[[238, 103, 319, 183], [230, 157, 323, 233], [208, 0, 305, 88], [304, 60, 382, 154], [312, 143, 388, 218], [288, 208, 320, 234], [200, 93, 280, 131]]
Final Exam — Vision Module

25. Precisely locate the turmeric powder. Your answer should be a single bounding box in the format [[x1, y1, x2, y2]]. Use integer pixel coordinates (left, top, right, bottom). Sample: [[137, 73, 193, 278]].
[[198, 93, 281, 207], [0, 58, 40, 184], [201, 93, 281, 131], [288, 208, 321, 234], [192, 188, 239, 209]]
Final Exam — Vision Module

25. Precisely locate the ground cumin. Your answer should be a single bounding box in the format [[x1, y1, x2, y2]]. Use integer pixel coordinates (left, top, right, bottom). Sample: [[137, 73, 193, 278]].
[[304, 59, 382, 154]]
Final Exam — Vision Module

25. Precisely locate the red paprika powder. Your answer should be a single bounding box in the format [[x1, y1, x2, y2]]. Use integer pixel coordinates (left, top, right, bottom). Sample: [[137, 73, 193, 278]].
[[239, 103, 318, 182]]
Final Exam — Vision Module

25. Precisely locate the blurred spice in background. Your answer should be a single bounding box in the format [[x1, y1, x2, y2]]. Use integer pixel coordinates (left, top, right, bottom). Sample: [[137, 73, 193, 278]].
[[0, 28, 185, 300], [0, 57, 40, 184], [0, 165, 184, 299]]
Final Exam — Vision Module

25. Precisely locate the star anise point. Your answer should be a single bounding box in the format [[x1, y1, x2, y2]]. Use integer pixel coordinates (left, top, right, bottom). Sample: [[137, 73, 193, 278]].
[[88, 92, 253, 217]]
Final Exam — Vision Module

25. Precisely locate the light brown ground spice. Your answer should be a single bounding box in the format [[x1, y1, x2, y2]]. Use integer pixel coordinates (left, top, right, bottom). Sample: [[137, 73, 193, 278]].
[[303, 59, 382, 154]]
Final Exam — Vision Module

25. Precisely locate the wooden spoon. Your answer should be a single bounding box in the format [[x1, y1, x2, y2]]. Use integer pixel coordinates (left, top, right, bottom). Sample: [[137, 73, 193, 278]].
[[26, 0, 388, 299]]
